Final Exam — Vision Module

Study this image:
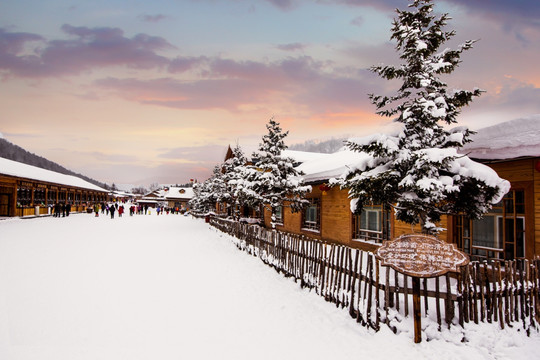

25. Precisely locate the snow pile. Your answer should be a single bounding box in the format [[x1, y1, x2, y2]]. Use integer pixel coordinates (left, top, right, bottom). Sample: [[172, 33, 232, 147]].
[[462, 115, 540, 159], [0, 214, 539, 359]]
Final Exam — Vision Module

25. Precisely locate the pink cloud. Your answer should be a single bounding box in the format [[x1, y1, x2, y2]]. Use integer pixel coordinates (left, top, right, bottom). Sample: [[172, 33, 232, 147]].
[[276, 43, 306, 52], [93, 55, 379, 114], [138, 14, 169, 23], [168, 56, 208, 73], [0, 25, 173, 77]]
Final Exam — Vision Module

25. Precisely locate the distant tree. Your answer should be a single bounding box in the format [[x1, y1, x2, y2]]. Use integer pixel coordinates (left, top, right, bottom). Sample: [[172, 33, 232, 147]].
[[338, 0, 509, 234], [148, 182, 160, 192], [240, 117, 311, 226], [131, 186, 148, 195]]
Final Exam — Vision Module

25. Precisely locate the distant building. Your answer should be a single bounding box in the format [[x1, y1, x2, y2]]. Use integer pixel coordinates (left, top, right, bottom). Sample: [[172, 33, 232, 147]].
[[0, 157, 109, 217], [138, 186, 194, 210]]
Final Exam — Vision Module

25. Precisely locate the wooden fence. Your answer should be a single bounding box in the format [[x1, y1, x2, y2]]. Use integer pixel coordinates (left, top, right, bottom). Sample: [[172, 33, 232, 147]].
[[209, 216, 540, 337]]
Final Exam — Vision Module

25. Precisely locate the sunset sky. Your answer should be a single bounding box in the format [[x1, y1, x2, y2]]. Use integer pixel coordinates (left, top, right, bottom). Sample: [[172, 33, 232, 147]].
[[1, 0, 539, 189]]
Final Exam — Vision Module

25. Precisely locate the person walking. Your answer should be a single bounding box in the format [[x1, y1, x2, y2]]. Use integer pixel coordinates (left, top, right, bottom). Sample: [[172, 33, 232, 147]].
[[109, 204, 116, 219], [118, 205, 124, 217], [65, 202, 71, 217]]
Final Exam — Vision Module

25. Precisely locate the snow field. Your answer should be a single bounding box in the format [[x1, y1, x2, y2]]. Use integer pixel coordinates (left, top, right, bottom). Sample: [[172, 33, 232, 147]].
[[0, 212, 539, 360]]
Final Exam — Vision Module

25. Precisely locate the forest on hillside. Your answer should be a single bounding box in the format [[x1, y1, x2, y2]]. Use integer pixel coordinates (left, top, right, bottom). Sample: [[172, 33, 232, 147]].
[[0, 138, 111, 189]]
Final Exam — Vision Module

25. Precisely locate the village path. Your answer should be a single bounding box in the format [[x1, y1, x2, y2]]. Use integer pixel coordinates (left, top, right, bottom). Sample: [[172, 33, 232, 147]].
[[0, 211, 538, 360]]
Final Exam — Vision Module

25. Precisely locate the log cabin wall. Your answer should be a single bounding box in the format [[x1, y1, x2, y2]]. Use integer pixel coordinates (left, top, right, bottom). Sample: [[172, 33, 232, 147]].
[[0, 173, 108, 218], [263, 157, 539, 260]]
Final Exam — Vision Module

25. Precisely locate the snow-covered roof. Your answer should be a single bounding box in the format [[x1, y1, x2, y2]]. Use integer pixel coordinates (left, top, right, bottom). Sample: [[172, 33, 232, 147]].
[[163, 187, 194, 199], [461, 115, 540, 160], [111, 190, 135, 197], [295, 115, 540, 184], [148, 186, 194, 200], [0, 157, 107, 192], [296, 149, 368, 183], [282, 150, 331, 164]]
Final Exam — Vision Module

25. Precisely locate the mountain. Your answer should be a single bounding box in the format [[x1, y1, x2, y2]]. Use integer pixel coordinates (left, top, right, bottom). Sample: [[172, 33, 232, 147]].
[[0, 138, 110, 189], [289, 137, 347, 153]]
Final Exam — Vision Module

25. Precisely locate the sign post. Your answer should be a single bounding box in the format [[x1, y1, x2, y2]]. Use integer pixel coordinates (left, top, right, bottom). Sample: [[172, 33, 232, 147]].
[[375, 234, 469, 343]]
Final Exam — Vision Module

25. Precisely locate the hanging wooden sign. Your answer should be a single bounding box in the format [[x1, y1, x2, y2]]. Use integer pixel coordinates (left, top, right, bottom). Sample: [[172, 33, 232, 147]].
[[375, 234, 469, 344], [375, 234, 469, 278]]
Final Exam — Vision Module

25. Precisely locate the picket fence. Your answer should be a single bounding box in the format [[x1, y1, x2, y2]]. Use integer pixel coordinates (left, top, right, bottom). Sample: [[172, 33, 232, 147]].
[[208, 216, 540, 337]]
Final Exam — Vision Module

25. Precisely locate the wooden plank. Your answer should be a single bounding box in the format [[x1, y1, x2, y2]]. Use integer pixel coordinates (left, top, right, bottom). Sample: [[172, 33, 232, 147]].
[[472, 264, 479, 324], [435, 276, 442, 330], [366, 255, 374, 328], [356, 250, 366, 325], [394, 269, 399, 311], [385, 264, 390, 327], [404, 274, 409, 317], [349, 249, 360, 318], [457, 268, 465, 327], [413, 277, 422, 343], [423, 278, 429, 315], [484, 261, 492, 323], [462, 266, 469, 323], [445, 273, 454, 328], [345, 247, 353, 308], [375, 258, 381, 330]]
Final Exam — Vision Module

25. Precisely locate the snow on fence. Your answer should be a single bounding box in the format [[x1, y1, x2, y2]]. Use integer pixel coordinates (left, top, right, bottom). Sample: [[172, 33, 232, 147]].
[[208, 216, 540, 338]]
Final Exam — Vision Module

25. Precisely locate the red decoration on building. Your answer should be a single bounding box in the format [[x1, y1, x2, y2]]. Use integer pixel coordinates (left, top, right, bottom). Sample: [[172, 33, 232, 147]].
[[319, 184, 331, 195]]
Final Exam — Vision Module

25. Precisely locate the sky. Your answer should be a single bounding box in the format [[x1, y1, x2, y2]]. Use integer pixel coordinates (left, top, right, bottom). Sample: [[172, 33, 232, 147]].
[[1, 0, 539, 189]]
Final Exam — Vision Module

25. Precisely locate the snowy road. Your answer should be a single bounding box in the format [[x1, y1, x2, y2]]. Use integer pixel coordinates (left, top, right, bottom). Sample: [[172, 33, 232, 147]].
[[0, 212, 539, 360]]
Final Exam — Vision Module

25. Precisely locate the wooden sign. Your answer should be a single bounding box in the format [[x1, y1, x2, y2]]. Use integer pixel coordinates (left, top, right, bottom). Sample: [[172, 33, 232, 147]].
[[375, 234, 469, 278], [375, 234, 469, 344]]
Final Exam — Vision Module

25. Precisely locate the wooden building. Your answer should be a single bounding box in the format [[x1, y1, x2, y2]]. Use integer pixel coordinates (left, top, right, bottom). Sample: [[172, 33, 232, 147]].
[[139, 186, 194, 210], [0, 157, 108, 217], [259, 118, 540, 261]]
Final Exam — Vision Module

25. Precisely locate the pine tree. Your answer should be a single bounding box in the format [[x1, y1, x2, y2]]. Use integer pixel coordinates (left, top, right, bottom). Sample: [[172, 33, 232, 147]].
[[222, 144, 249, 219], [190, 169, 221, 214], [340, 0, 509, 233], [241, 117, 311, 226]]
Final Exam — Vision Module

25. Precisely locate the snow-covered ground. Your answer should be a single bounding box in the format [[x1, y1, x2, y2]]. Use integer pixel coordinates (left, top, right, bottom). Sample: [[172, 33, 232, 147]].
[[1, 211, 539, 360]]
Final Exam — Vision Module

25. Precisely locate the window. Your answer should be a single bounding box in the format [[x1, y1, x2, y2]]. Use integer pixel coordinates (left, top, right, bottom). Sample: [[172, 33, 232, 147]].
[[34, 188, 46, 205], [454, 189, 526, 261], [302, 198, 320, 231], [17, 187, 31, 206], [273, 205, 283, 224], [353, 204, 391, 243], [48, 190, 57, 205]]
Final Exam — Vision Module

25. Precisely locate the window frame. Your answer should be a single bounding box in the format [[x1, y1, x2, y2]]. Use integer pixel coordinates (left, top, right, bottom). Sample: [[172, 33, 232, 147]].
[[302, 198, 321, 232], [352, 203, 392, 244], [454, 188, 527, 261]]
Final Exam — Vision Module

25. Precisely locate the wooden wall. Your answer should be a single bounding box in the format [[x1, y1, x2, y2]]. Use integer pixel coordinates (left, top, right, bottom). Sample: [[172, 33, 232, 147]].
[[262, 157, 540, 259]]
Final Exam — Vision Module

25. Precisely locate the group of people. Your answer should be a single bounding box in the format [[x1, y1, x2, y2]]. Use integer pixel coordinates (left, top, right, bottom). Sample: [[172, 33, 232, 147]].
[[92, 202, 125, 219], [90, 202, 187, 219], [49, 201, 188, 219], [52, 202, 71, 217]]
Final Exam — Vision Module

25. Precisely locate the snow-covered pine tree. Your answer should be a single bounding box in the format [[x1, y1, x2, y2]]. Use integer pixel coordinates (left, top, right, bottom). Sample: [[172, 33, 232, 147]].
[[242, 117, 311, 226], [222, 144, 249, 219], [340, 0, 509, 234], [189, 166, 224, 214]]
